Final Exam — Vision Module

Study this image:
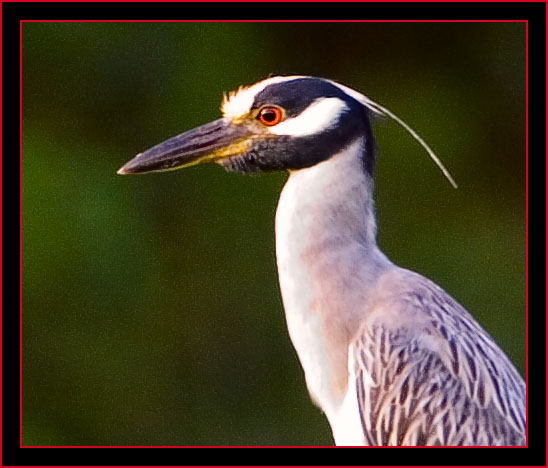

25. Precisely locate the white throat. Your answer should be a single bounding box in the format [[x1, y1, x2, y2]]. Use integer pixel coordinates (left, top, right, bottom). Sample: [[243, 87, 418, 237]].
[[274, 138, 391, 442]]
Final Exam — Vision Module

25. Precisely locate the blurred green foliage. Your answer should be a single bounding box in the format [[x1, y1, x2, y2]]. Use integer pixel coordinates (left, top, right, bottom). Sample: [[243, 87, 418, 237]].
[[22, 22, 525, 446]]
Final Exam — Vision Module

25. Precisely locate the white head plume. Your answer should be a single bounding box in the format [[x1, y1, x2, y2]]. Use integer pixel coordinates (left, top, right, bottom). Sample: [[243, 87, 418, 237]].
[[329, 80, 458, 189]]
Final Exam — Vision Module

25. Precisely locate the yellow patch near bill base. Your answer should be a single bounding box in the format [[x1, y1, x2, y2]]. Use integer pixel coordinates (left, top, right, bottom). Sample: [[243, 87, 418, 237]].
[[210, 138, 252, 159], [160, 138, 252, 172]]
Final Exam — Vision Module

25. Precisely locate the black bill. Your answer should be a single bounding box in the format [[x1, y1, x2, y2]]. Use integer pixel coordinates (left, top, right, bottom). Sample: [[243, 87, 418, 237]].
[[118, 118, 253, 175]]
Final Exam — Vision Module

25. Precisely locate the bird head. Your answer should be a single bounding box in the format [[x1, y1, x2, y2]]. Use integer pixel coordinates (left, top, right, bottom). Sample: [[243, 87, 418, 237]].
[[118, 76, 376, 176]]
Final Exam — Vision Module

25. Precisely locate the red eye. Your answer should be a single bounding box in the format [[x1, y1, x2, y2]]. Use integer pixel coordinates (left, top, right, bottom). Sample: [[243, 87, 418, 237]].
[[258, 106, 283, 126]]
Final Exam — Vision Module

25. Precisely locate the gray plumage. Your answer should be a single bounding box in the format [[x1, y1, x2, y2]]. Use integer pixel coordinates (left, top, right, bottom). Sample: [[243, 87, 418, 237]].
[[352, 270, 525, 446]]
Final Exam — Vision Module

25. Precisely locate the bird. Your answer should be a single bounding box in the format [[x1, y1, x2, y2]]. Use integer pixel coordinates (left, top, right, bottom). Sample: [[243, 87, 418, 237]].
[[118, 75, 526, 446]]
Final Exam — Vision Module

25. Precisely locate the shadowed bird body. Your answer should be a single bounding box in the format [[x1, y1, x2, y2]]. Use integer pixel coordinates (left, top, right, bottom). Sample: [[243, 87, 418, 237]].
[[119, 75, 526, 446]]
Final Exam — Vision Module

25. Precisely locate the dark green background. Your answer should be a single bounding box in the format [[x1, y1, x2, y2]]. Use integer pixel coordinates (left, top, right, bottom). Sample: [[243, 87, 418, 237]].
[[22, 22, 526, 446]]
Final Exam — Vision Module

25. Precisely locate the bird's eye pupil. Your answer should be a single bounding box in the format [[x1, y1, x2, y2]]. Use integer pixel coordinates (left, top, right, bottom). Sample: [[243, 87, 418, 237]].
[[258, 106, 282, 126], [262, 110, 276, 122]]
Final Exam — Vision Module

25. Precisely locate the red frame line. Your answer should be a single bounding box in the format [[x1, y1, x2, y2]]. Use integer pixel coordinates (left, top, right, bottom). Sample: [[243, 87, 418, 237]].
[[18, 18, 529, 450]]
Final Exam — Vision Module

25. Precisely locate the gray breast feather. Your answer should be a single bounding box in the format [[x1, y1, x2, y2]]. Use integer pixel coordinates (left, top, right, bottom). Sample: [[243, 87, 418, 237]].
[[352, 270, 525, 446]]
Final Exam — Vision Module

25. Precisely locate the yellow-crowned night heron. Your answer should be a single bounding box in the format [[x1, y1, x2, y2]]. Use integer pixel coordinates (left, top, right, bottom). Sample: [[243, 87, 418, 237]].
[[118, 76, 526, 446]]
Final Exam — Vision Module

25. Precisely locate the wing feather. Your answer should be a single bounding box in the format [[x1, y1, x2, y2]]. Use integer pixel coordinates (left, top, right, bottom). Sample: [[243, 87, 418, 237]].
[[351, 269, 525, 446]]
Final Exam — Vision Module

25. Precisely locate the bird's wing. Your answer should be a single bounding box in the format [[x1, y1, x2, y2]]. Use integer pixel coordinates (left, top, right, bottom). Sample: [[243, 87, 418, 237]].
[[351, 269, 525, 446]]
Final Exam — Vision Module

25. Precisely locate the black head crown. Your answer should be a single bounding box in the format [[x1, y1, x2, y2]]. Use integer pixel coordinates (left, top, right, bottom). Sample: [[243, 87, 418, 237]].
[[118, 76, 376, 177]]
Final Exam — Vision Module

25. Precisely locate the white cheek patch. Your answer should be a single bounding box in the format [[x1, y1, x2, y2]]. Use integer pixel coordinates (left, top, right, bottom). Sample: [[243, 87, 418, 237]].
[[269, 98, 348, 137], [222, 75, 305, 119]]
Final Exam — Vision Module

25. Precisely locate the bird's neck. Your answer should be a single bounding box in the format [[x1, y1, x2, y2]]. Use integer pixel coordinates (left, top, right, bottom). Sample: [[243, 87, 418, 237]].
[[275, 137, 391, 413], [275, 137, 386, 275]]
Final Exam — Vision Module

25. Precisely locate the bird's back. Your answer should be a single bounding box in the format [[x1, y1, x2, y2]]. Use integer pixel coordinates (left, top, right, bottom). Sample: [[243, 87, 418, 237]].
[[347, 268, 526, 446]]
